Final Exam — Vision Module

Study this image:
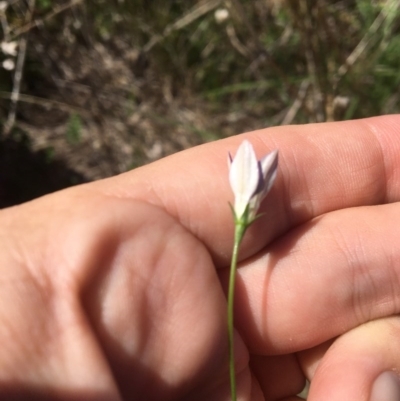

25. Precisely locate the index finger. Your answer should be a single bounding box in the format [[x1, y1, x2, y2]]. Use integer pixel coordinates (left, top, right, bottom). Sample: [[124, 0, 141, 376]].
[[94, 115, 400, 265]]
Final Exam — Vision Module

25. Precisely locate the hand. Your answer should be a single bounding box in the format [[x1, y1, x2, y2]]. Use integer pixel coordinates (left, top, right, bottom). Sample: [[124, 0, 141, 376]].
[[0, 115, 399, 400]]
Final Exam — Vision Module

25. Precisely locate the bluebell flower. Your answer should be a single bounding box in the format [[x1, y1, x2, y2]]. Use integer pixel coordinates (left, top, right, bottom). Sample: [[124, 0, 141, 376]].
[[229, 140, 278, 223]]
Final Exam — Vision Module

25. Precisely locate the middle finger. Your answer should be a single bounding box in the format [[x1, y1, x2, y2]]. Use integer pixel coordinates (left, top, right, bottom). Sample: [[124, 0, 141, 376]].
[[232, 202, 400, 354]]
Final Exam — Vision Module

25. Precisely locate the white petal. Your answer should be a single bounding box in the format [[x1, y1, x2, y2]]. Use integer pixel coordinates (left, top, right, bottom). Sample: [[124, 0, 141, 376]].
[[229, 140, 259, 217]]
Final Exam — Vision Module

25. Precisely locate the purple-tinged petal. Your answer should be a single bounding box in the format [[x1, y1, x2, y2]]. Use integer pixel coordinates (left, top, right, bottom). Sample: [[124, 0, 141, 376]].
[[228, 141, 278, 222], [260, 149, 278, 197]]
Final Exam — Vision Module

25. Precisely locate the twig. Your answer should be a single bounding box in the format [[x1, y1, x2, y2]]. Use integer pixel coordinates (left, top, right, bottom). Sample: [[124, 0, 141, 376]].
[[225, 23, 249, 58], [300, 1, 325, 122], [0, 3, 10, 42], [334, 0, 398, 88], [10, 0, 83, 39], [3, 0, 84, 134], [281, 79, 310, 125], [1, 0, 21, 8], [143, 0, 222, 52], [3, 0, 36, 135], [0, 91, 90, 118]]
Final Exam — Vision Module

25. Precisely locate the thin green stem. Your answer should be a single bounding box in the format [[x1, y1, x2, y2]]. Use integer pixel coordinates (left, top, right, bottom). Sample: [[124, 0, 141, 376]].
[[228, 220, 247, 401]]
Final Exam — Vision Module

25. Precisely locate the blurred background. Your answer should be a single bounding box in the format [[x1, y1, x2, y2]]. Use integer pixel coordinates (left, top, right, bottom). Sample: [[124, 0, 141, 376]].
[[0, 0, 399, 207]]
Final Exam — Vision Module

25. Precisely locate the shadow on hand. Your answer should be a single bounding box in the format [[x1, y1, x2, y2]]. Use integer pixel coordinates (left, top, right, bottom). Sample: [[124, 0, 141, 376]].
[[0, 384, 117, 401]]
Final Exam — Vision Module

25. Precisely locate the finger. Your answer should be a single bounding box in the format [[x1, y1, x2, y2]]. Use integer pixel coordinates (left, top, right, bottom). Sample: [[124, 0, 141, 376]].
[[231, 202, 400, 353], [91, 115, 400, 265], [296, 339, 334, 380], [304, 317, 400, 401]]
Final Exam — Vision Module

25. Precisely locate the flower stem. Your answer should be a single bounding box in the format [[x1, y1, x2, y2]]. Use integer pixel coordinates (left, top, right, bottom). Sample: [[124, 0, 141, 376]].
[[228, 219, 247, 401]]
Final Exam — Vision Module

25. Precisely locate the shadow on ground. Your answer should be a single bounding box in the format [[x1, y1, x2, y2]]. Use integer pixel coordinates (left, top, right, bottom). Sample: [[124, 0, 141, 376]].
[[0, 132, 87, 208]]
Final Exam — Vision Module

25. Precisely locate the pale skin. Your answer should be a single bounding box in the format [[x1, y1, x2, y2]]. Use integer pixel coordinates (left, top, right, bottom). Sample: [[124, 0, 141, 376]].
[[1, 115, 400, 400]]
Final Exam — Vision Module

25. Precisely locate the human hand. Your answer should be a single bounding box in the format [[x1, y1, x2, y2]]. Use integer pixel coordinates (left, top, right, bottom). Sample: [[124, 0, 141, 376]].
[[0, 115, 399, 400]]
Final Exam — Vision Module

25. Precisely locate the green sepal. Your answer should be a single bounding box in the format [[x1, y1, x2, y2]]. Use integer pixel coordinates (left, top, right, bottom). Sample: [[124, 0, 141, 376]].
[[247, 212, 265, 226]]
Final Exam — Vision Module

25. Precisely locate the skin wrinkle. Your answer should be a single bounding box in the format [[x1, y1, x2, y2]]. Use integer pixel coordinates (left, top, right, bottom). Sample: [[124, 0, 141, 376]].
[[356, 219, 390, 323], [367, 126, 389, 205], [342, 206, 400, 326], [0, 202, 120, 395], [46, 300, 86, 381], [292, 141, 316, 215], [275, 142, 305, 227], [153, 155, 223, 250], [367, 229, 400, 318], [0, 212, 51, 292], [0, 220, 59, 370], [350, 242, 377, 327], [183, 175, 214, 240], [310, 129, 380, 207], [262, 122, 382, 241], [387, 243, 400, 313], [365, 117, 400, 201], [50, 304, 121, 395], [349, 209, 400, 325], [326, 209, 385, 326], [39, 287, 111, 389], [78, 204, 160, 395], [278, 134, 329, 217], [54, 196, 158, 394], [338, 208, 398, 325], [275, 152, 294, 240], [0, 283, 35, 374], [362, 119, 389, 204], [0, 279, 57, 380], [120, 208, 209, 374], [100, 217, 165, 358], [327, 218, 372, 326], [144, 229, 197, 338]]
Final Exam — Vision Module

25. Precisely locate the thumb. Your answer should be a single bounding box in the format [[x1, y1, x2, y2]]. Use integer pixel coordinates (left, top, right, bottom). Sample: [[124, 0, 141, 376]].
[[300, 317, 400, 401]]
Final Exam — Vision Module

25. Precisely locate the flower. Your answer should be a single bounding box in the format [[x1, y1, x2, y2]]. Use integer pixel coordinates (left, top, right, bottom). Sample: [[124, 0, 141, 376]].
[[227, 141, 278, 400], [228, 140, 278, 223]]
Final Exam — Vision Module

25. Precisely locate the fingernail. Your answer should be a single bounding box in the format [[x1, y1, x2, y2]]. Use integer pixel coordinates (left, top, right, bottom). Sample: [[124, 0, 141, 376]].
[[370, 372, 400, 401]]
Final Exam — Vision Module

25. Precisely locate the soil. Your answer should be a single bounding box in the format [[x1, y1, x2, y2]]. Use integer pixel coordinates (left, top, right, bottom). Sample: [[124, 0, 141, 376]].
[[0, 17, 267, 208]]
